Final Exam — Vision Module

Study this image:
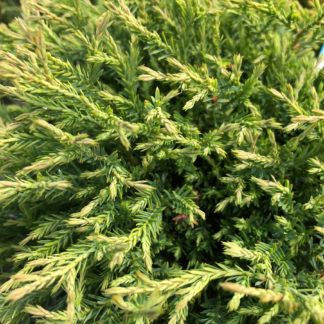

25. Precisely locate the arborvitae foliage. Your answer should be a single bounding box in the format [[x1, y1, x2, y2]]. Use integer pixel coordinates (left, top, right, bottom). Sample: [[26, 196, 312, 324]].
[[0, 0, 323, 323]]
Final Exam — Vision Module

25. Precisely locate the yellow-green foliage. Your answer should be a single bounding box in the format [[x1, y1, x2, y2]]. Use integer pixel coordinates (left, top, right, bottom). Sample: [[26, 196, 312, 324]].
[[0, 0, 323, 323]]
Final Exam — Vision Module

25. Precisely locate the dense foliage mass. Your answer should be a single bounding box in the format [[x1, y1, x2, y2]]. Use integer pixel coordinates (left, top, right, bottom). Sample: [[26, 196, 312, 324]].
[[0, 0, 323, 323]]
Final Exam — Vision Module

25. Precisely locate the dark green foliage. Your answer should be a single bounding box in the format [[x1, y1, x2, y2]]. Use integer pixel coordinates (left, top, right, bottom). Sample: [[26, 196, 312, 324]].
[[0, 0, 20, 24], [0, 0, 323, 323]]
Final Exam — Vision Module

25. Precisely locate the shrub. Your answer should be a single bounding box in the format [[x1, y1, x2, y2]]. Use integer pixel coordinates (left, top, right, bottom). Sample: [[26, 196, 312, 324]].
[[0, 0, 323, 323]]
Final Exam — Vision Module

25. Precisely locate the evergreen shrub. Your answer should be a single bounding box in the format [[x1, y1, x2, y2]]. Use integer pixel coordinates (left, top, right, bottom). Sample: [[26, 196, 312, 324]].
[[0, 0, 323, 323]]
